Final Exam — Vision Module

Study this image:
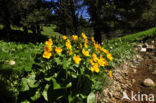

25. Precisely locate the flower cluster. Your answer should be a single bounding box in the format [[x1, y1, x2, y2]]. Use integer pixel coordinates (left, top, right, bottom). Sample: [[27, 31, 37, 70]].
[[42, 33, 113, 77]]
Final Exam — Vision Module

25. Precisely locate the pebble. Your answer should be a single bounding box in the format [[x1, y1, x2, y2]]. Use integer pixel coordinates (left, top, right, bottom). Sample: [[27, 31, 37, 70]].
[[133, 69, 137, 73], [143, 78, 155, 87], [9, 60, 16, 65], [132, 79, 136, 83], [140, 48, 146, 52]]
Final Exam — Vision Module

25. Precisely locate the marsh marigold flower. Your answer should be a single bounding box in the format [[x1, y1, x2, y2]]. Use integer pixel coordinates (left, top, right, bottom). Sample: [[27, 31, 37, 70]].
[[81, 32, 87, 39], [43, 51, 52, 59], [101, 48, 109, 54], [107, 53, 113, 61], [69, 49, 73, 55], [62, 35, 67, 40], [98, 55, 108, 66], [73, 54, 81, 64], [82, 49, 90, 57], [91, 63, 99, 73], [84, 43, 88, 48], [66, 39, 72, 49], [55, 47, 62, 54], [72, 35, 78, 42], [46, 38, 53, 46], [44, 46, 52, 52], [92, 53, 98, 62], [109, 71, 113, 78], [91, 37, 95, 43], [90, 59, 94, 65]]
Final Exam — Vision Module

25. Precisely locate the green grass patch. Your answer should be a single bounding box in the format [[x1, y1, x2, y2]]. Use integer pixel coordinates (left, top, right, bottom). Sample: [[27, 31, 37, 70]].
[[0, 41, 44, 72], [41, 25, 61, 38], [109, 27, 156, 44]]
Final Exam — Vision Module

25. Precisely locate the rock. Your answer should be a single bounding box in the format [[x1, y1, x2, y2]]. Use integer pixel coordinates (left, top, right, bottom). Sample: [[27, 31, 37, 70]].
[[151, 40, 154, 44], [143, 78, 155, 87], [108, 92, 113, 98], [130, 64, 135, 68], [9, 60, 16, 65], [133, 69, 137, 73], [132, 79, 136, 83], [140, 48, 147, 52]]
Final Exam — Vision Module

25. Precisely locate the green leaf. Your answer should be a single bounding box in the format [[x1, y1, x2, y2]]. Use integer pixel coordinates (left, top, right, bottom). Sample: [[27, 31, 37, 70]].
[[66, 82, 72, 88], [80, 94, 87, 99], [87, 92, 95, 103], [20, 78, 29, 91], [44, 76, 53, 81], [31, 88, 41, 101], [63, 58, 69, 69], [68, 94, 73, 103], [27, 72, 39, 88], [42, 84, 50, 101], [54, 58, 62, 65], [21, 100, 30, 103], [52, 78, 62, 90]]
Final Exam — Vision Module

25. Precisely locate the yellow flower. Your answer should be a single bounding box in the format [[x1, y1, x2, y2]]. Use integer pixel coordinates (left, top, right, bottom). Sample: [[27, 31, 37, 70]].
[[90, 59, 94, 65], [72, 35, 78, 42], [90, 63, 99, 73], [101, 48, 109, 54], [91, 37, 95, 43], [62, 35, 67, 40], [84, 43, 88, 48], [81, 32, 87, 39], [82, 49, 90, 57], [99, 55, 108, 66], [107, 53, 113, 61], [69, 49, 73, 55], [84, 38, 88, 43], [44, 46, 52, 52], [80, 44, 82, 49], [43, 51, 52, 59], [66, 39, 72, 49], [46, 38, 53, 46], [73, 54, 81, 64], [98, 59, 104, 67], [92, 53, 98, 62], [109, 71, 113, 78], [55, 47, 62, 54]]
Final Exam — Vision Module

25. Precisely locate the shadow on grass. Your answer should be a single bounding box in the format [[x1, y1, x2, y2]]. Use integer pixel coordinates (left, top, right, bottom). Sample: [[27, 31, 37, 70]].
[[0, 63, 17, 103], [0, 29, 48, 44]]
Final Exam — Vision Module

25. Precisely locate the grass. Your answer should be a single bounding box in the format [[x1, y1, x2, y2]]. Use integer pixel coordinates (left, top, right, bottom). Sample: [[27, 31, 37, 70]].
[[109, 27, 156, 44], [0, 41, 44, 72], [0, 24, 61, 38], [41, 25, 61, 38], [103, 41, 135, 67]]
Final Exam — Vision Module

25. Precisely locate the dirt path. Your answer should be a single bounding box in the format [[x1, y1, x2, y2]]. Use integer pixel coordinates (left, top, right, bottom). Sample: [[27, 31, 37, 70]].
[[97, 41, 156, 103]]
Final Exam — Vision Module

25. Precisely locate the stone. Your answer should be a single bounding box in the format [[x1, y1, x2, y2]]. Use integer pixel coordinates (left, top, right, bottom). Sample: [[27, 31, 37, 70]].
[[9, 60, 16, 65], [132, 79, 136, 83], [133, 69, 137, 73], [140, 48, 147, 52], [143, 78, 155, 87], [130, 64, 135, 68]]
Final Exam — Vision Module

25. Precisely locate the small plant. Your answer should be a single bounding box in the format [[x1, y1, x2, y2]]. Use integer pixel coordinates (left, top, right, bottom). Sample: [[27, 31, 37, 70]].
[[18, 33, 113, 103]]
